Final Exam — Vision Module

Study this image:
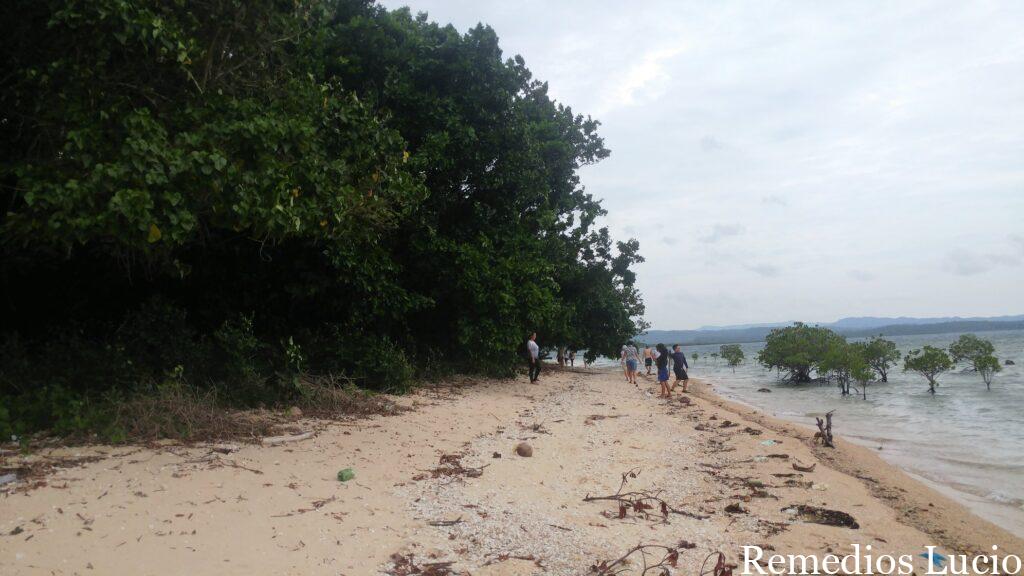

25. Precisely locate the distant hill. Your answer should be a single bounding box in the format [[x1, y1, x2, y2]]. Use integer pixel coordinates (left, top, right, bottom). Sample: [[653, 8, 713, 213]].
[[828, 314, 1024, 330], [641, 315, 1024, 346]]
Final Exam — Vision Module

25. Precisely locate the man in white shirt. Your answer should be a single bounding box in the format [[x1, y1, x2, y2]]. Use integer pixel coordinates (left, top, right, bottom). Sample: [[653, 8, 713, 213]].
[[526, 332, 541, 383]]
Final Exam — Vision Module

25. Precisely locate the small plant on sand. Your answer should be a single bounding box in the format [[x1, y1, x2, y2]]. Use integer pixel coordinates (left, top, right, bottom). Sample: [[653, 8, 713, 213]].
[[903, 346, 953, 394]]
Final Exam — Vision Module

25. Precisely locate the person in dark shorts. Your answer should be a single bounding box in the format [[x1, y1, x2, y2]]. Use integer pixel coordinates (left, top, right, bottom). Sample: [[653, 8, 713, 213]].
[[670, 344, 690, 393], [655, 343, 671, 397], [644, 347, 654, 375], [526, 332, 541, 383]]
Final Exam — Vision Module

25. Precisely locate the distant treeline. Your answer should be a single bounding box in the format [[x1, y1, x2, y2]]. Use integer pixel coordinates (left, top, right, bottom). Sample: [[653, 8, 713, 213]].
[[642, 320, 1024, 346], [0, 1, 644, 438]]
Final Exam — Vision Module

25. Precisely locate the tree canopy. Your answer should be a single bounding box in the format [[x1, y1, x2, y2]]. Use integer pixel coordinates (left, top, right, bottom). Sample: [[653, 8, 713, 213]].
[[903, 346, 953, 394], [756, 323, 843, 382], [856, 336, 901, 382], [0, 0, 645, 437], [949, 334, 1000, 389], [719, 344, 744, 372]]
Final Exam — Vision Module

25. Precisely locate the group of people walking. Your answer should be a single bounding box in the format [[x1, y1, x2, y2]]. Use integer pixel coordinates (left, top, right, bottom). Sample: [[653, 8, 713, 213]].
[[524, 332, 690, 397], [620, 342, 689, 397]]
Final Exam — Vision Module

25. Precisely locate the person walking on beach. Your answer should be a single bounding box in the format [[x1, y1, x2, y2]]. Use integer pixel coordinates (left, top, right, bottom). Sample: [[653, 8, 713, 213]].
[[568, 349, 576, 367], [526, 332, 541, 383], [655, 343, 671, 397], [670, 344, 690, 393], [621, 343, 640, 387], [643, 346, 655, 375]]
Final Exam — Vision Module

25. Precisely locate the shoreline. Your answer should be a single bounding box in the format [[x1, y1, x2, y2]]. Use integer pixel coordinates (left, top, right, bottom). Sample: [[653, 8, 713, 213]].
[[2, 368, 1021, 574], [689, 371, 1024, 540], [689, 377, 1024, 553]]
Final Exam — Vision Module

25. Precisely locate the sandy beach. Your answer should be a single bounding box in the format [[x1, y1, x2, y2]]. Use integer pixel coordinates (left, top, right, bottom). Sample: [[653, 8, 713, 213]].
[[2, 367, 1021, 575]]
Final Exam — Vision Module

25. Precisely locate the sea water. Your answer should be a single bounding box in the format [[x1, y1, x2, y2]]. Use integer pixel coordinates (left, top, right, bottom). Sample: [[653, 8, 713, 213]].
[[674, 329, 1024, 537]]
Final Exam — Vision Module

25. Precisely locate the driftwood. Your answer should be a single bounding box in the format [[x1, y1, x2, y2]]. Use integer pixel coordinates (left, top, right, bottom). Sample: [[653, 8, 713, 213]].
[[783, 504, 859, 529], [792, 461, 816, 473], [584, 468, 709, 522], [261, 431, 315, 446], [427, 517, 463, 527], [814, 410, 835, 448]]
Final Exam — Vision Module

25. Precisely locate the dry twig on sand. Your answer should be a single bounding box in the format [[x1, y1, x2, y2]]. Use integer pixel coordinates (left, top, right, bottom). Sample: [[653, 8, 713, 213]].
[[386, 553, 455, 576], [414, 454, 489, 481], [583, 468, 709, 522], [589, 541, 703, 575]]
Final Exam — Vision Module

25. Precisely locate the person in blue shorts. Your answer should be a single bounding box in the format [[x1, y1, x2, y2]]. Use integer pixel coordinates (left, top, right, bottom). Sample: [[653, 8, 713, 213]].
[[655, 343, 671, 397]]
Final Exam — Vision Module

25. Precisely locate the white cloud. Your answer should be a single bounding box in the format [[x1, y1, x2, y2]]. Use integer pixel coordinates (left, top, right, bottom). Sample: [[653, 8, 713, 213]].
[[381, 0, 1024, 328], [699, 223, 745, 244], [591, 44, 686, 115]]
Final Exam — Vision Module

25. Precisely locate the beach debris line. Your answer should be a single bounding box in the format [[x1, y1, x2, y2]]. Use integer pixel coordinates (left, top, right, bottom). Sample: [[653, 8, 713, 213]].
[[414, 454, 489, 480], [589, 541, 699, 575], [583, 468, 709, 522], [261, 430, 315, 447], [782, 504, 859, 529], [585, 414, 625, 425], [791, 460, 816, 472], [724, 502, 747, 514], [386, 552, 455, 576], [814, 410, 835, 447]]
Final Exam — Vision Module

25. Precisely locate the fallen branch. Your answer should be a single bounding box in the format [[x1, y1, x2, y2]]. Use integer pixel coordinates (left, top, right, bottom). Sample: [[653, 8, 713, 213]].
[[414, 454, 489, 480], [583, 468, 709, 522], [590, 541, 694, 575], [261, 431, 315, 447], [271, 495, 337, 517], [427, 517, 463, 527], [792, 461, 816, 473]]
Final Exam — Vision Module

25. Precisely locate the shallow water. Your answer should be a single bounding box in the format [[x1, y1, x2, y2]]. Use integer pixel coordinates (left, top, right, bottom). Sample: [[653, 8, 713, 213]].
[[667, 330, 1024, 537]]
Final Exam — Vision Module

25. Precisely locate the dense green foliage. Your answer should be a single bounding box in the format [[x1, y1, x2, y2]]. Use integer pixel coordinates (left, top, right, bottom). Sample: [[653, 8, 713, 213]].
[[0, 0, 645, 438], [903, 346, 954, 394], [756, 323, 843, 382], [718, 344, 744, 372], [949, 334, 1000, 389], [819, 340, 873, 397], [857, 336, 901, 382]]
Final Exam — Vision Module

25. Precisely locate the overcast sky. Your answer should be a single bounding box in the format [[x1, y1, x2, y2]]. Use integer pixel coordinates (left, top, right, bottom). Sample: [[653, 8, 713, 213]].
[[381, 0, 1024, 329]]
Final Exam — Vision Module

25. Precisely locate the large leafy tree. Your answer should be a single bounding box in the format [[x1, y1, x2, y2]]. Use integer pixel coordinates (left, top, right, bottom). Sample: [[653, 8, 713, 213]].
[[949, 334, 1001, 389], [316, 4, 642, 368], [856, 336, 901, 382], [903, 346, 954, 394], [756, 323, 843, 382], [0, 0, 646, 432]]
